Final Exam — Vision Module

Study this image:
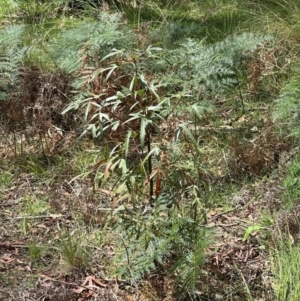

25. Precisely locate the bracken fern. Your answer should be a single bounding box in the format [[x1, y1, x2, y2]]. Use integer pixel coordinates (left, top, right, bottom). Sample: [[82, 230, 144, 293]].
[[274, 74, 300, 138], [0, 24, 29, 100]]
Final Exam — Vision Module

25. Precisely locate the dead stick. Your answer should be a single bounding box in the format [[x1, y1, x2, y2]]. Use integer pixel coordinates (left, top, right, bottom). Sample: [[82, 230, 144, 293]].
[[10, 214, 65, 220], [39, 275, 99, 294]]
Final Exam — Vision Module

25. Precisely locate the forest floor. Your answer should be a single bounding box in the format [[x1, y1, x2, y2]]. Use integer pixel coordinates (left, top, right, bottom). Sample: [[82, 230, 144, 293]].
[[0, 128, 296, 301], [1, 2, 300, 300]]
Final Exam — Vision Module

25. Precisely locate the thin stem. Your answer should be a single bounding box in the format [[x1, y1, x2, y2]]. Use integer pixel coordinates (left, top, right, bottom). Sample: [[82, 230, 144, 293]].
[[146, 130, 153, 203]]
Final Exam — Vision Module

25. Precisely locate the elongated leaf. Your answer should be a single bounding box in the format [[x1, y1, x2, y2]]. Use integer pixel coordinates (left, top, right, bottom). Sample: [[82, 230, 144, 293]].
[[149, 82, 161, 101], [91, 124, 97, 138], [124, 130, 132, 159], [148, 102, 165, 112], [130, 75, 137, 91], [146, 45, 163, 55], [111, 121, 120, 131], [129, 101, 140, 112], [84, 101, 91, 122], [139, 74, 148, 89], [100, 48, 123, 62], [105, 64, 118, 82], [179, 123, 199, 155], [243, 225, 261, 242], [142, 147, 160, 165], [140, 118, 148, 149], [62, 101, 80, 114], [175, 127, 181, 142], [123, 113, 141, 124], [119, 159, 128, 174]]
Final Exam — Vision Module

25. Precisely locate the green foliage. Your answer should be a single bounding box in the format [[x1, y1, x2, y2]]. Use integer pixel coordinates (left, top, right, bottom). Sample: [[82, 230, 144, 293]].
[[60, 29, 274, 295], [243, 225, 262, 242], [59, 233, 91, 270], [62, 29, 269, 198], [250, 0, 300, 41], [115, 202, 210, 297], [274, 74, 300, 139], [283, 153, 300, 208], [16, 0, 64, 24], [0, 171, 12, 188], [63, 44, 173, 201], [168, 33, 271, 100], [271, 236, 300, 301], [1, 1, 297, 299], [22, 196, 50, 216], [153, 8, 247, 45], [27, 242, 45, 263], [51, 11, 135, 74], [172, 237, 209, 298], [0, 24, 28, 100], [0, 0, 18, 20]]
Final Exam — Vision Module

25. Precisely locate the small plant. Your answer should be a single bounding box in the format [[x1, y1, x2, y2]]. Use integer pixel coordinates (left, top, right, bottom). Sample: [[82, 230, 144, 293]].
[[113, 202, 210, 299], [59, 233, 90, 270], [27, 242, 45, 264], [63, 45, 174, 202], [0, 171, 12, 188], [243, 225, 262, 242], [23, 196, 50, 216]]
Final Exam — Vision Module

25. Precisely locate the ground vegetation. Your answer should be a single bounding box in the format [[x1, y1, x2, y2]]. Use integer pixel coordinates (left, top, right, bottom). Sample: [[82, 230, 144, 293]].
[[1, 0, 300, 300]]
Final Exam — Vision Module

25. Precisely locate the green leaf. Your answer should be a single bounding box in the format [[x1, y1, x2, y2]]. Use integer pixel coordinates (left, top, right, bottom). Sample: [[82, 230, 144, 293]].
[[178, 123, 199, 155], [243, 225, 261, 242], [100, 48, 123, 62], [123, 113, 141, 124], [105, 64, 119, 82], [130, 75, 137, 91], [139, 74, 148, 89], [119, 159, 128, 174], [142, 147, 160, 165], [149, 82, 161, 101]]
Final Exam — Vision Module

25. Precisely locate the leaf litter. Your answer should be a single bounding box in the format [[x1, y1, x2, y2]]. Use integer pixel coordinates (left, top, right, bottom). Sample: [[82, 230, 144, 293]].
[[0, 126, 297, 301]]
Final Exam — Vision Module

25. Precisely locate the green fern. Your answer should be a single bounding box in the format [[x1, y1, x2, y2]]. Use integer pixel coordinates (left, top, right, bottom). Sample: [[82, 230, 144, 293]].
[[274, 76, 300, 138], [115, 203, 209, 289], [50, 11, 135, 74], [0, 24, 29, 100], [168, 32, 271, 99]]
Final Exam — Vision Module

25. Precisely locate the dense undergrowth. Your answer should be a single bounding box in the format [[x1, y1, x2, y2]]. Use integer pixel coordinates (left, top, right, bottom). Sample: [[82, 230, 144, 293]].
[[1, 0, 300, 300]]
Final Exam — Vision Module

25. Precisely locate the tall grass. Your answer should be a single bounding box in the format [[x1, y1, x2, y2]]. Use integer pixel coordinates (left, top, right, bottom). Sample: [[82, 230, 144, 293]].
[[272, 236, 300, 301], [245, 0, 300, 41]]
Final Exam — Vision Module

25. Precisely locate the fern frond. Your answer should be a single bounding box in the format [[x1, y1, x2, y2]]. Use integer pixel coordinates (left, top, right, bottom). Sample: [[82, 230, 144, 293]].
[[169, 33, 272, 99], [274, 77, 300, 137], [0, 24, 29, 99], [50, 11, 135, 74]]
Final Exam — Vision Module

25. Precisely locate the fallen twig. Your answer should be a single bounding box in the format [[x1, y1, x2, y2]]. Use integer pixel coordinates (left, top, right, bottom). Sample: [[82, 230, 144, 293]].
[[10, 214, 65, 220], [39, 274, 99, 295]]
